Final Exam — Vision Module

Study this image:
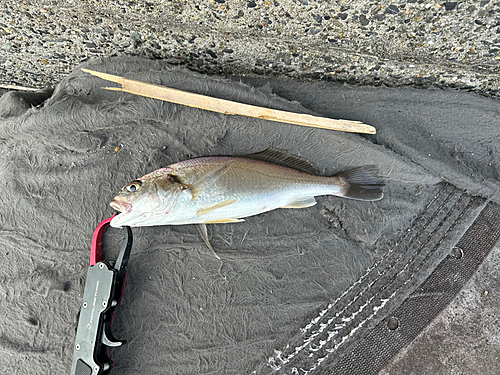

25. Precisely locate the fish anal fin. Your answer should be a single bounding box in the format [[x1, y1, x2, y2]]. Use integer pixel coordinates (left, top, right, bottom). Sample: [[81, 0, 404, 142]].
[[283, 196, 317, 209], [196, 198, 238, 216], [242, 148, 319, 175], [204, 218, 244, 223]]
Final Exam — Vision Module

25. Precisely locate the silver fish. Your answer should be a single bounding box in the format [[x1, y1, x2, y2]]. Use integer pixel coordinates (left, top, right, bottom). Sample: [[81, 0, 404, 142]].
[[110, 150, 383, 256]]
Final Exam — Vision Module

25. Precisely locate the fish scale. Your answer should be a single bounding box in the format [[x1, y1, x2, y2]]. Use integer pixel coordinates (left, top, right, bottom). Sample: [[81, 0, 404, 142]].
[[167, 158, 333, 223]]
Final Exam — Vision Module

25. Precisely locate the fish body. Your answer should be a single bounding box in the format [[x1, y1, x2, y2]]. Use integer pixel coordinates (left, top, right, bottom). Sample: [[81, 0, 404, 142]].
[[110, 150, 383, 229]]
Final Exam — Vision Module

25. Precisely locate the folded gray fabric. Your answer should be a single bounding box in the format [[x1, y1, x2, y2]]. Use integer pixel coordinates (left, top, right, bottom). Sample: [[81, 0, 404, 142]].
[[0, 56, 498, 374]]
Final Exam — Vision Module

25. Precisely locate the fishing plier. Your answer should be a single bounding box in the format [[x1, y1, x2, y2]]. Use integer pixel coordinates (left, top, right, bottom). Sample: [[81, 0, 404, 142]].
[[69, 216, 132, 375]]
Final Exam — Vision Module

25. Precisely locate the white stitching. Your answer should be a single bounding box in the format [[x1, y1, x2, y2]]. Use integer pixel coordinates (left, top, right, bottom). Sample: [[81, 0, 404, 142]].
[[265, 186, 462, 373], [298, 195, 473, 373]]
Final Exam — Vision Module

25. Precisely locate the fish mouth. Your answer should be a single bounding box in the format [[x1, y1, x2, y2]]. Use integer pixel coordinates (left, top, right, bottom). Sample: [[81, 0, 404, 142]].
[[110, 199, 132, 214]]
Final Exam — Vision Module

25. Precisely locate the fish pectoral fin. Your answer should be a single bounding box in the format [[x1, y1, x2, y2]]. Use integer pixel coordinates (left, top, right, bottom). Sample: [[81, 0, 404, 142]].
[[196, 223, 220, 259], [283, 196, 317, 209], [188, 160, 234, 200], [204, 218, 244, 223], [196, 198, 238, 216]]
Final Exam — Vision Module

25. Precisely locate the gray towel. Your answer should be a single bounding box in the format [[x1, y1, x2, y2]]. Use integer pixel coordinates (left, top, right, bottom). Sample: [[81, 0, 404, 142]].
[[0, 56, 498, 374]]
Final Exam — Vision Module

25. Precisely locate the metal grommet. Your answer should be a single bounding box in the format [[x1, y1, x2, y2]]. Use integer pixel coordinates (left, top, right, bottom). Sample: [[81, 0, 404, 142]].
[[82, 301, 88, 308], [387, 316, 400, 330], [450, 247, 463, 259], [75, 344, 80, 351], [94, 365, 99, 373], [102, 301, 107, 308], [99, 263, 104, 269]]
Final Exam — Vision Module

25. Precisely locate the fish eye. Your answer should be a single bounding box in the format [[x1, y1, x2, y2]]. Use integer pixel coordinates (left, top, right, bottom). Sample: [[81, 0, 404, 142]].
[[126, 180, 142, 192]]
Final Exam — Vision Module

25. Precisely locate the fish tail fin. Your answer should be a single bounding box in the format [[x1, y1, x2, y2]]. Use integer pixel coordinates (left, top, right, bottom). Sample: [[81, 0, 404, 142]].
[[334, 165, 384, 201]]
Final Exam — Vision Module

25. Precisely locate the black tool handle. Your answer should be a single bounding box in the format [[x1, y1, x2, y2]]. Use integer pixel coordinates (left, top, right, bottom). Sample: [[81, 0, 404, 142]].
[[70, 226, 132, 375]]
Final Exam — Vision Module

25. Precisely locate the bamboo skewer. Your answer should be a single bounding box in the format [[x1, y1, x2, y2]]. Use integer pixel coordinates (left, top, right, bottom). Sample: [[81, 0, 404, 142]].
[[82, 68, 376, 134]]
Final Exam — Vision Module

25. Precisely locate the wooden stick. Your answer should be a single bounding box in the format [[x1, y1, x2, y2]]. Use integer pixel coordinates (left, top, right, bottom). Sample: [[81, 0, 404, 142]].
[[82, 68, 376, 134], [0, 84, 40, 91]]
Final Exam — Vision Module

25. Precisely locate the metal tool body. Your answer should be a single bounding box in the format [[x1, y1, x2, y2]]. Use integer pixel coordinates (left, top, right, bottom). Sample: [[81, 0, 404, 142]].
[[70, 217, 133, 375]]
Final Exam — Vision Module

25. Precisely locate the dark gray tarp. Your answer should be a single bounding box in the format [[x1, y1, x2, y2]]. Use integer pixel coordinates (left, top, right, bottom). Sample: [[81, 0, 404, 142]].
[[0, 56, 498, 374]]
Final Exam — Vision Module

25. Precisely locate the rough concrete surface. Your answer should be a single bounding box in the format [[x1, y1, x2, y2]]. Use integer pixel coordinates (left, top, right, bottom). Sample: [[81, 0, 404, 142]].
[[0, 0, 499, 97], [381, 245, 500, 375]]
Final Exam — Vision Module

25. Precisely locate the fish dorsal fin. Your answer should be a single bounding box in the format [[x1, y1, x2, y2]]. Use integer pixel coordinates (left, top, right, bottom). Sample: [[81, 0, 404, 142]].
[[241, 149, 319, 175]]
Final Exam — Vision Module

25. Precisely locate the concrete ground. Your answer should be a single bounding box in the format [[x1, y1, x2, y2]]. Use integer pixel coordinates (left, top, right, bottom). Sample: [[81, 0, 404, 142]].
[[0, 0, 499, 97], [1, 1, 499, 374], [381, 245, 500, 375]]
